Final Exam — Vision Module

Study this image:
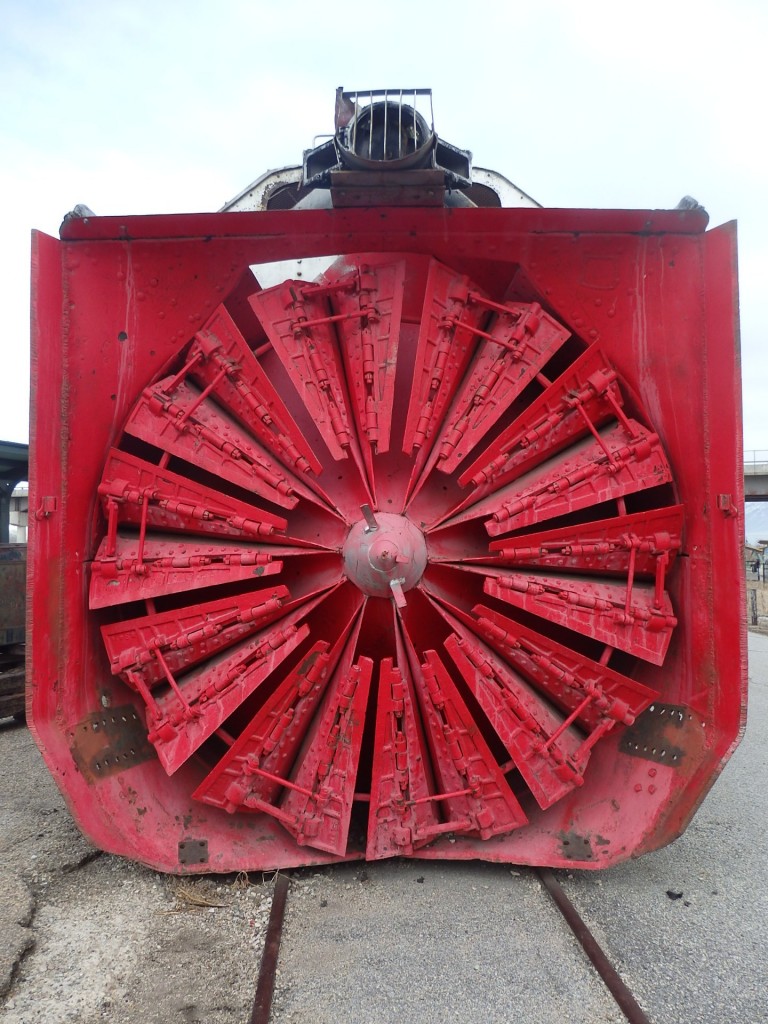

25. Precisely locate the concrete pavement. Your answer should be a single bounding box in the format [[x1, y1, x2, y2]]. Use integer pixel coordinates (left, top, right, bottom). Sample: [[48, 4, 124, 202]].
[[1, 633, 765, 1022]]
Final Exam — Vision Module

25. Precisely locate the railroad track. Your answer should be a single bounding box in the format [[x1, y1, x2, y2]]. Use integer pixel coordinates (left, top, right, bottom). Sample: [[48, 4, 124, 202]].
[[537, 869, 650, 1024], [249, 870, 652, 1024], [250, 874, 290, 1024]]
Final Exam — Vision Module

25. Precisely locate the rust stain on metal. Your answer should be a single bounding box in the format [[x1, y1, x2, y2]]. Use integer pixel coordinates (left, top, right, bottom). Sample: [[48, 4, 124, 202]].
[[620, 702, 707, 767], [178, 838, 209, 866], [558, 830, 596, 862], [69, 704, 156, 783]]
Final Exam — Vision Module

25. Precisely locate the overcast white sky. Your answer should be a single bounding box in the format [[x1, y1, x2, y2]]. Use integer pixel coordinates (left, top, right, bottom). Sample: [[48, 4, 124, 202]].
[[1, 0, 766, 451]]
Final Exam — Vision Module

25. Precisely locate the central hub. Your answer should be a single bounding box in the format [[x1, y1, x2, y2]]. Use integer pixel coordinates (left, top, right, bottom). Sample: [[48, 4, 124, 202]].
[[343, 511, 427, 600]]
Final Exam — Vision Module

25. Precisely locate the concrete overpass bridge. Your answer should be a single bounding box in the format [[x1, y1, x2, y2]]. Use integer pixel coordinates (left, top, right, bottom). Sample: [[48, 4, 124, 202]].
[[745, 451, 768, 501]]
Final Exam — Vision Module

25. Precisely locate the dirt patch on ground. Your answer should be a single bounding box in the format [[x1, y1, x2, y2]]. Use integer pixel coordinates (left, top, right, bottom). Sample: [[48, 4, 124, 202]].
[[0, 721, 292, 1023]]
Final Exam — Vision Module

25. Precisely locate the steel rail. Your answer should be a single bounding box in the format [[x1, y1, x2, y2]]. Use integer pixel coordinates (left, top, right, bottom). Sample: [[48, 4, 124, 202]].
[[537, 868, 652, 1024], [249, 873, 290, 1024]]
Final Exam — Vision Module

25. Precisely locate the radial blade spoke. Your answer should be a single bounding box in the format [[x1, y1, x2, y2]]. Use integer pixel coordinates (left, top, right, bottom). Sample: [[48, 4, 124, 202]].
[[188, 303, 323, 476], [484, 570, 677, 665], [420, 584, 658, 731], [330, 259, 405, 458], [402, 261, 485, 462], [417, 579, 585, 809], [124, 378, 310, 509], [471, 603, 659, 729], [103, 586, 337, 763], [90, 532, 284, 609], [458, 345, 624, 495], [193, 594, 365, 812], [367, 657, 440, 860], [192, 642, 333, 813], [340, 318, 420, 513], [410, 649, 528, 838], [99, 449, 287, 540], [101, 587, 293, 687], [434, 300, 571, 475], [444, 633, 586, 809], [438, 421, 672, 536], [254, 346, 379, 522], [278, 655, 374, 856], [486, 505, 684, 576], [147, 621, 311, 774], [249, 280, 359, 463]]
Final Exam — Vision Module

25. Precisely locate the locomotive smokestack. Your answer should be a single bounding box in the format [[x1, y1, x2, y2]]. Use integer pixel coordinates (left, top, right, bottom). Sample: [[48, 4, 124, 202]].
[[300, 87, 473, 207], [334, 88, 436, 169]]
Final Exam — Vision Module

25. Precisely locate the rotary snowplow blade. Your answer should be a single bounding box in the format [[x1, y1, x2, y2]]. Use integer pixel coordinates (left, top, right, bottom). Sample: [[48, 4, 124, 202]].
[[28, 206, 745, 872]]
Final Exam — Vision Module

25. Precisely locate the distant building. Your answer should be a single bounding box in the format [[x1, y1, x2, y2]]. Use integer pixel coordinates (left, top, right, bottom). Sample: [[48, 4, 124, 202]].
[[745, 543, 764, 578], [10, 481, 28, 543]]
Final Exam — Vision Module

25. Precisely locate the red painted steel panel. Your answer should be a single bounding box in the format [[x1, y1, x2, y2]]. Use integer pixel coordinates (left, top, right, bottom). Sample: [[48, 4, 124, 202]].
[[28, 204, 744, 873], [367, 656, 441, 859], [90, 533, 283, 608], [457, 344, 625, 495], [188, 304, 322, 477]]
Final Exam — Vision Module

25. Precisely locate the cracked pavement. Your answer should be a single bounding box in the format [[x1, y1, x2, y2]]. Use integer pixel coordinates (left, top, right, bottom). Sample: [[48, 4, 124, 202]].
[[1, 629, 765, 1023], [0, 720, 279, 1023], [0, 718, 96, 998]]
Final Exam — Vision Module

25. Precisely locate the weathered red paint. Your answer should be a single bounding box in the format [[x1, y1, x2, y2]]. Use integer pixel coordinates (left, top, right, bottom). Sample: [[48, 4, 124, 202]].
[[28, 206, 745, 872]]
